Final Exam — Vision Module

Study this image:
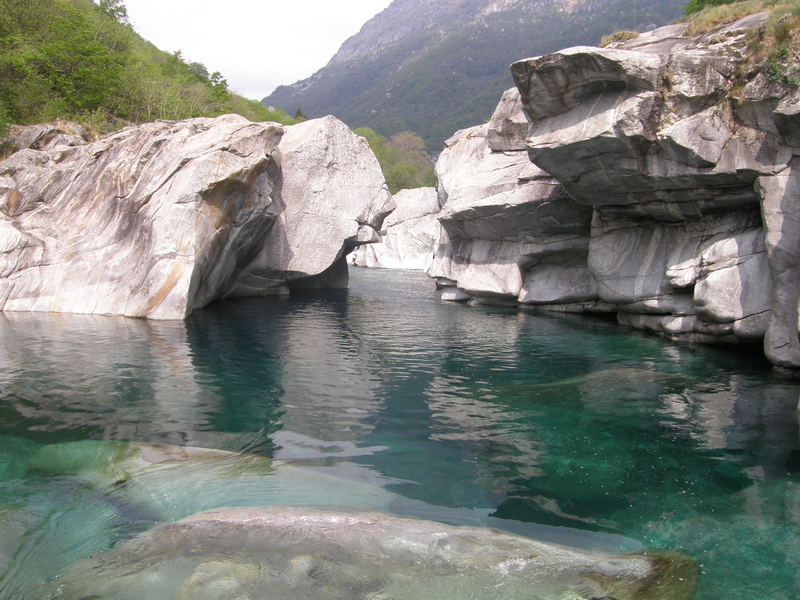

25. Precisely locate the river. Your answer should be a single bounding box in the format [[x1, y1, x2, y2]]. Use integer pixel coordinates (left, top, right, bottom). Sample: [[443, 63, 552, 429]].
[[0, 268, 797, 598]]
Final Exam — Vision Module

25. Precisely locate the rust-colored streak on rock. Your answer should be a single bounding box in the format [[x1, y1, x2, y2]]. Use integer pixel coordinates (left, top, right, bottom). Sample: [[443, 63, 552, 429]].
[[0, 115, 387, 318], [143, 263, 184, 315], [6, 190, 20, 216], [202, 158, 269, 230]]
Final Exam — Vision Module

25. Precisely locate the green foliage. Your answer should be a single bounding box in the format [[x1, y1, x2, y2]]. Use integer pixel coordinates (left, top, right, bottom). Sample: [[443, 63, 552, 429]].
[[0, 0, 297, 134], [684, 0, 738, 15], [600, 30, 640, 47], [354, 127, 435, 193], [0, 103, 9, 139], [96, 0, 127, 24], [715, 1, 800, 86], [763, 8, 800, 85]]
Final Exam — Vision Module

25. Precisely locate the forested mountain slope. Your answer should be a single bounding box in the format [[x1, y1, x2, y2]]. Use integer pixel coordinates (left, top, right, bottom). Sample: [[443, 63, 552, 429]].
[[262, 0, 686, 150], [0, 0, 295, 137]]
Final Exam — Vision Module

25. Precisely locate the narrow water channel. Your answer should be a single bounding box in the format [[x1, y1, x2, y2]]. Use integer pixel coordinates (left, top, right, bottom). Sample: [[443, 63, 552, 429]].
[[0, 268, 797, 598]]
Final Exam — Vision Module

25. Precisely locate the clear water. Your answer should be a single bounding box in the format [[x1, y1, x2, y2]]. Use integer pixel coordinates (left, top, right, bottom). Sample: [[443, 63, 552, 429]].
[[0, 268, 798, 599]]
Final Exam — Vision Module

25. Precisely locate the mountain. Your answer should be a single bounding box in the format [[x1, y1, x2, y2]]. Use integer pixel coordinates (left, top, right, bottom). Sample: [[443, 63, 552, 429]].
[[262, 0, 687, 151]]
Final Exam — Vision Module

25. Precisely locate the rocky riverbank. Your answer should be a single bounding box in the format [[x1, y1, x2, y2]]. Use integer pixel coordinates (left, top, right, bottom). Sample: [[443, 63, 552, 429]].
[[1, 12, 798, 370], [368, 13, 799, 371]]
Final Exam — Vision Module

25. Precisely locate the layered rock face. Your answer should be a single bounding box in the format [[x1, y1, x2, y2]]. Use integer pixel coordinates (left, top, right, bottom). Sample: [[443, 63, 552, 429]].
[[0, 114, 389, 319], [349, 187, 441, 270], [511, 14, 799, 368], [434, 14, 800, 369], [428, 89, 598, 308]]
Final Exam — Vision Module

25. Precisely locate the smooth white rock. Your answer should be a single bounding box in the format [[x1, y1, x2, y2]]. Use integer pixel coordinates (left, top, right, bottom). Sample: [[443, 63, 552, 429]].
[[428, 117, 592, 305], [350, 187, 440, 270], [758, 160, 800, 368], [0, 115, 389, 319], [487, 87, 529, 151]]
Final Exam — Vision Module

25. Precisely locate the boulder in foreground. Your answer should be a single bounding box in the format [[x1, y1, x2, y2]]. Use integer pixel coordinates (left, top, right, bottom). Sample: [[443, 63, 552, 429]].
[[47, 505, 698, 600]]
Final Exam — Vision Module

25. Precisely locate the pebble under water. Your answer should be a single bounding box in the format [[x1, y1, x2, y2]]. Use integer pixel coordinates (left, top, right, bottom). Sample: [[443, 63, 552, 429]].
[[0, 267, 798, 599]]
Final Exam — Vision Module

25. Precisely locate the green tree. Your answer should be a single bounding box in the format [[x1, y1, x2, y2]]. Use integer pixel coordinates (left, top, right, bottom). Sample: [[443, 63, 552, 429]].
[[355, 127, 435, 193], [38, 12, 124, 112], [0, 104, 9, 138], [209, 71, 229, 102], [0, 0, 299, 132], [388, 130, 426, 152], [0, 0, 124, 119], [95, 0, 128, 24], [188, 61, 209, 81]]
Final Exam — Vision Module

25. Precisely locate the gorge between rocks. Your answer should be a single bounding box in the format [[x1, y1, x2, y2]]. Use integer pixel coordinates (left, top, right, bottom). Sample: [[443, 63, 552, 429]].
[[0, 268, 797, 599], [0, 7, 799, 599]]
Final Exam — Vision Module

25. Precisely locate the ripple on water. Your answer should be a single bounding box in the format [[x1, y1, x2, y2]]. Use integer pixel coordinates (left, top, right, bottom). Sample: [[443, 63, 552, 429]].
[[0, 268, 797, 599]]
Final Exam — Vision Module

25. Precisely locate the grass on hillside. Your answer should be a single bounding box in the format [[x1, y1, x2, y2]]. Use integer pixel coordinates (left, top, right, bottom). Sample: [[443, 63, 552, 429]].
[[684, 0, 800, 85], [685, 0, 798, 32], [601, 0, 798, 86], [599, 30, 640, 47], [0, 0, 298, 139]]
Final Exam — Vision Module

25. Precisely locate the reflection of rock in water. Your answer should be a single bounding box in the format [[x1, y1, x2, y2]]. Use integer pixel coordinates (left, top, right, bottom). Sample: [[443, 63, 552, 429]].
[[424, 374, 544, 494], [501, 368, 694, 404], [26, 440, 406, 523], [1, 440, 415, 595], [277, 302, 382, 442], [47, 506, 698, 600], [0, 312, 231, 447]]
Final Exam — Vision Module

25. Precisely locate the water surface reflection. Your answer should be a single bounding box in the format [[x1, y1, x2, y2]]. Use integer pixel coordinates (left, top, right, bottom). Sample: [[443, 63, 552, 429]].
[[0, 268, 797, 598]]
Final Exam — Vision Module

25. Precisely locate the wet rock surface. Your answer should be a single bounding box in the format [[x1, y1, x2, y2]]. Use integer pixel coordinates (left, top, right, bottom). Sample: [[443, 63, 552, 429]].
[[47, 505, 698, 600]]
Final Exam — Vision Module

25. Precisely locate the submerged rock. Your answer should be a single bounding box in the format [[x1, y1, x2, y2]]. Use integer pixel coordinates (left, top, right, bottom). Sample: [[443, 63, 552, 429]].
[[47, 505, 698, 600], [27, 440, 403, 522], [504, 367, 694, 393], [0, 114, 389, 319]]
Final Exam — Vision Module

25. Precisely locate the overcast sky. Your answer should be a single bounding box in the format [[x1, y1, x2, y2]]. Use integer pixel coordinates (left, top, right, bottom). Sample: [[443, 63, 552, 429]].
[[124, 1, 393, 101]]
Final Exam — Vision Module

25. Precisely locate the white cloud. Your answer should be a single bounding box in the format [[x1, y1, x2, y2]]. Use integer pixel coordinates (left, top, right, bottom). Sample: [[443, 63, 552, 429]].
[[124, 1, 393, 100]]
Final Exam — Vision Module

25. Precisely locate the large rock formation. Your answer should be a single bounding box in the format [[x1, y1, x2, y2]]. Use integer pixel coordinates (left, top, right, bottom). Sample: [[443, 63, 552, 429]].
[[349, 186, 441, 270], [47, 505, 698, 600], [0, 114, 390, 319], [432, 13, 800, 370], [427, 86, 599, 309]]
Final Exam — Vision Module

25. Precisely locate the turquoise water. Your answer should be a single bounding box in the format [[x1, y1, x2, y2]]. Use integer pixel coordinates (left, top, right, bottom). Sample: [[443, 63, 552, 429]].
[[0, 267, 798, 598]]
